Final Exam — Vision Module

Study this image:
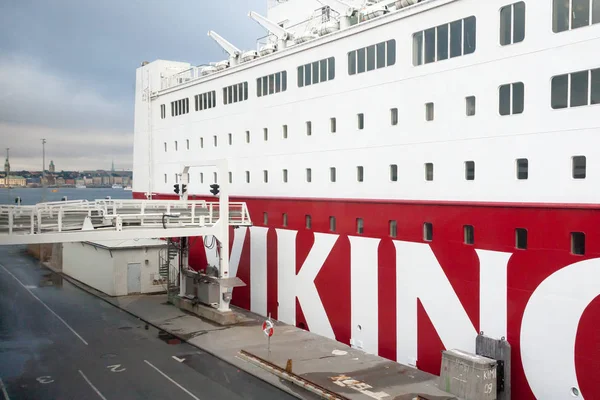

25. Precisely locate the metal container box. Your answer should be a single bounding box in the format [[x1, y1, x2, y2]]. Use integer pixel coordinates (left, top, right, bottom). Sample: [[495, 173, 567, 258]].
[[440, 349, 497, 400]]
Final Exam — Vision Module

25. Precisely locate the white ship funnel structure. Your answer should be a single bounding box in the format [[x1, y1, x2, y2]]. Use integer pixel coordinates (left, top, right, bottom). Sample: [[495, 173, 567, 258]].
[[249, 11, 293, 50], [207, 30, 242, 66]]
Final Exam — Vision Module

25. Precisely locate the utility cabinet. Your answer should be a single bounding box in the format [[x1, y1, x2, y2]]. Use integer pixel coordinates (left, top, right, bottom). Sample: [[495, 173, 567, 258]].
[[440, 349, 497, 400]]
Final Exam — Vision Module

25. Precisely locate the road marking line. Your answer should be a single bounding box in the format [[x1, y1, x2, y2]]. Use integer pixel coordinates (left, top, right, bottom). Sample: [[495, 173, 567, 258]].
[[0, 377, 10, 400], [144, 360, 201, 400], [78, 371, 107, 400], [0, 263, 88, 346], [172, 356, 185, 363]]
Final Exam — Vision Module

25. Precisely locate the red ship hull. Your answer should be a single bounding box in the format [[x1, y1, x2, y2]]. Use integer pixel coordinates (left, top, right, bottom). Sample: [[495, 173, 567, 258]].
[[135, 192, 600, 399]]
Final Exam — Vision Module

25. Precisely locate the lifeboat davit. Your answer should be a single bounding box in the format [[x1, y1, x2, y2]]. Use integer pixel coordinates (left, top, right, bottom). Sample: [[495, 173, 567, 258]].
[[317, 20, 341, 36], [259, 43, 277, 56], [396, 0, 420, 9], [240, 50, 259, 63], [215, 60, 230, 71]]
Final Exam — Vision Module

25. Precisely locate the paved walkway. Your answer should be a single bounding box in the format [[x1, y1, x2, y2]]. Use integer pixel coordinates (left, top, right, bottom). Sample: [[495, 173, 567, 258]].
[[51, 275, 456, 400]]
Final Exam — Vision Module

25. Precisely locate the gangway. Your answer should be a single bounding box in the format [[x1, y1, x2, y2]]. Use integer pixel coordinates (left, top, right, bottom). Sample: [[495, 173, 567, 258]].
[[0, 199, 251, 245]]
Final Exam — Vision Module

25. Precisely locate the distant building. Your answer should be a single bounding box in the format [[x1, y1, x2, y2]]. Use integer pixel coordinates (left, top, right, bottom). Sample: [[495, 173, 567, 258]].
[[49, 160, 55, 173], [65, 179, 75, 185], [1, 176, 26, 187], [84, 177, 93, 185], [102, 176, 111, 185], [113, 176, 123, 184], [92, 177, 102, 186], [56, 177, 65, 186]]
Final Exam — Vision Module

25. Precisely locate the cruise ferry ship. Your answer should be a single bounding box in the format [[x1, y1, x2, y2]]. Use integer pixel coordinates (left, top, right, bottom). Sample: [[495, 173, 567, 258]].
[[132, 1, 600, 398]]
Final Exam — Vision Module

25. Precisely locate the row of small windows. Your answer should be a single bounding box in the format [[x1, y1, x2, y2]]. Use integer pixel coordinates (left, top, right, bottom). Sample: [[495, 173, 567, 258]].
[[412, 16, 476, 66], [257, 71, 287, 97], [298, 57, 335, 87], [171, 98, 189, 117], [159, 3, 599, 119], [553, 0, 600, 33], [551, 68, 600, 109], [258, 212, 588, 255], [160, 104, 166, 119], [223, 82, 249, 105], [168, 156, 585, 185], [348, 40, 396, 76], [195, 91, 216, 111]]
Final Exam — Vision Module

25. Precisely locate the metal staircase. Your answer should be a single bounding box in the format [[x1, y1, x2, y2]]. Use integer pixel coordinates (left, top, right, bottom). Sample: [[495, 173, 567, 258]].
[[158, 239, 180, 297]]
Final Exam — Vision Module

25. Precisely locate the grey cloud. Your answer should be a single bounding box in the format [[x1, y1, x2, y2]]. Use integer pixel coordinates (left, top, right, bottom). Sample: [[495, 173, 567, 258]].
[[0, 0, 266, 170]]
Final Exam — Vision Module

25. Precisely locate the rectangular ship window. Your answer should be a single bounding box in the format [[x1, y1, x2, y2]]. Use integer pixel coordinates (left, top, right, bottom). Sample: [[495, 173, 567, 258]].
[[423, 222, 433, 242], [330, 167, 336, 183], [164, 142, 167, 152], [263, 213, 268, 226], [245, 131, 250, 143], [263, 170, 268, 183], [306, 168, 312, 183], [306, 121, 312, 136], [425, 102, 434, 121], [213, 136, 217, 147], [263, 128, 268, 141], [390, 164, 398, 182], [164, 174, 167, 183], [413, 16, 476, 65], [571, 232, 585, 255], [330, 118, 337, 133], [283, 169, 288, 183], [305, 215, 312, 229], [282, 213, 288, 227], [425, 163, 434, 181], [357, 166, 364, 182], [283, 125, 288, 139], [228, 172, 232, 184], [186, 139, 190, 150], [464, 225, 474, 245], [200, 173, 204, 184], [391, 108, 398, 125], [465, 161, 475, 181], [516, 158, 528, 180], [350, 40, 395, 74], [329, 216, 336, 232], [245, 171, 250, 183], [200, 137, 204, 148], [356, 218, 364, 235], [466, 96, 476, 116], [516, 228, 528, 249], [357, 113, 364, 130], [389, 220, 397, 238], [572, 156, 586, 179], [228, 133, 232, 145]]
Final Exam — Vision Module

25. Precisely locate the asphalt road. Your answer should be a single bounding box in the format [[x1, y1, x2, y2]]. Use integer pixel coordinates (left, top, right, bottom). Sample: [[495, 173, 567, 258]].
[[0, 246, 297, 400]]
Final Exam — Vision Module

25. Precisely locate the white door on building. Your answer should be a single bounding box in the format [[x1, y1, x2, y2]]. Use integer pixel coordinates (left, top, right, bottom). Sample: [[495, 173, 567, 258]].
[[127, 263, 141, 294]]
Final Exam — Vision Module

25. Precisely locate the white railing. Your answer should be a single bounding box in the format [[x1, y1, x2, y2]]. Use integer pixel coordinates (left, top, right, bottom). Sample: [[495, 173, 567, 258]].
[[0, 199, 252, 244]]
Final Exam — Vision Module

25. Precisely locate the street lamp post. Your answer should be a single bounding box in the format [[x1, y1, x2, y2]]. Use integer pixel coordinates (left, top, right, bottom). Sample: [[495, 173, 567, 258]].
[[42, 139, 46, 202]]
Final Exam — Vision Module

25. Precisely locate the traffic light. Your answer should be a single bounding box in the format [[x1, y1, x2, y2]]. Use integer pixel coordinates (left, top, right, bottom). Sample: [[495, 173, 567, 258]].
[[210, 184, 220, 196], [173, 184, 180, 195], [181, 184, 187, 195]]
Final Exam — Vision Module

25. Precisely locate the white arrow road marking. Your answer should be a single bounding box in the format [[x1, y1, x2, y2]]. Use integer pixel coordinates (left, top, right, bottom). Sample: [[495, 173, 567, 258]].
[[172, 356, 185, 363], [144, 360, 201, 400], [78, 370, 108, 400], [0, 263, 88, 345]]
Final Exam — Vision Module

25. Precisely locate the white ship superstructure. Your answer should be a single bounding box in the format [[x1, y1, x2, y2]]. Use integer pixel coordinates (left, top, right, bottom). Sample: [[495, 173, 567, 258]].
[[132, 1, 600, 398]]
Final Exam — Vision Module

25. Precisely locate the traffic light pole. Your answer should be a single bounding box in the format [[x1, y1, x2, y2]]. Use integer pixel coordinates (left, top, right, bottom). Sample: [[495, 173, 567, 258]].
[[181, 160, 231, 312]]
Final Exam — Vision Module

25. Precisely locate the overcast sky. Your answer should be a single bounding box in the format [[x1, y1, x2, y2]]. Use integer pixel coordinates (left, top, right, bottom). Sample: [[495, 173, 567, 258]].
[[0, 0, 266, 171]]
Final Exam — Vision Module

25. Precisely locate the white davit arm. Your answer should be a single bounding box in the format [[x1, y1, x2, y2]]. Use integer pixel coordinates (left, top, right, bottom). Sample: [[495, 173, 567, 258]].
[[317, 0, 357, 17], [249, 11, 292, 41], [207, 31, 242, 59]]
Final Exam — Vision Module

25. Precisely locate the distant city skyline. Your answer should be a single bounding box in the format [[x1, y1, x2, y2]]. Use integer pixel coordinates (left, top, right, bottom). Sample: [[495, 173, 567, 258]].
[[0, 0, 265, 171]]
